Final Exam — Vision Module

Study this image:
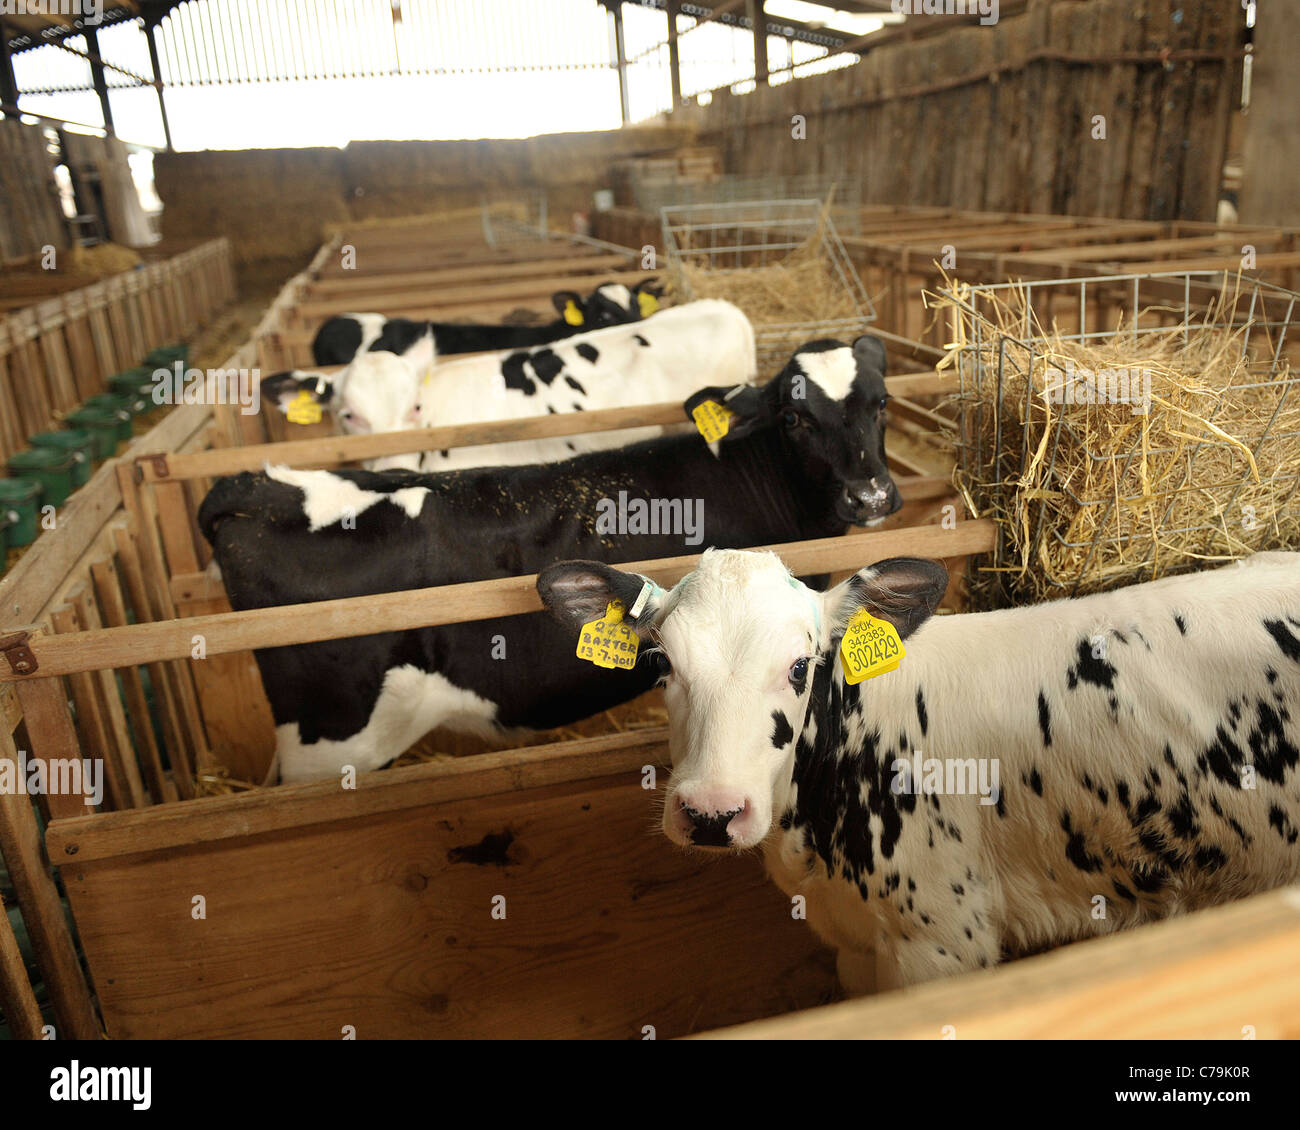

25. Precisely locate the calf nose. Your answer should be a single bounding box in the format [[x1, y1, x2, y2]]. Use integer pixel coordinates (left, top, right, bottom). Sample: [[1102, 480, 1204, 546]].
[[843, 477, 899, 517], [680, 801, 745, 847]]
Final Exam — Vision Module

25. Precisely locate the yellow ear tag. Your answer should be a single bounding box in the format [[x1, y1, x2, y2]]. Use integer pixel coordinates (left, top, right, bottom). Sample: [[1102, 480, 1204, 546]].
[[839, 610, 905, 684], [563, 300, 584, 326], [576, 601, 640, 670], [286, 390, 323, 426], [637, 291, 659, 317], [691, 400, 734, 443]]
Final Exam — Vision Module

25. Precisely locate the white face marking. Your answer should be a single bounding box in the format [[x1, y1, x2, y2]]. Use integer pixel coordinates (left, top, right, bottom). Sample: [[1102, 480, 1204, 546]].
[[335, 351, 422, 436], [276, 666, 499, 783], [345, 313, 388, 355], [794, 346, 856, 401], [266, 464, 428, 531], [654, 549, 823, 850], [596, 283, 633, 312]]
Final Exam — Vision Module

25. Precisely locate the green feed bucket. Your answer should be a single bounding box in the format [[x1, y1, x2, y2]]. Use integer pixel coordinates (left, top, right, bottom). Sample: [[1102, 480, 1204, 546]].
[[63, 406, 120, 460], [8, 447, 73, 509], [145, 344, 188, 370], [31, 429, 93, 488], [0, 478, 42, 547], [82, 394, 135, 440], [111, 367, 157, 402], [0, 510, 12, 574]]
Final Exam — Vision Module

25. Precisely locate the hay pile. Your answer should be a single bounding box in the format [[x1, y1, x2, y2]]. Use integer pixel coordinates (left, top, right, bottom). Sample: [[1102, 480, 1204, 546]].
[[934, 278, 1300, 607], [668, 211, 868, 370]]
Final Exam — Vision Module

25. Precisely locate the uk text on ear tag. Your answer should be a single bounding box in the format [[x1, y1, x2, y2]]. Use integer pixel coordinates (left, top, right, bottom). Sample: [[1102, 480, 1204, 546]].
[[563, 300, 584, 326], [839, 609, 905, 684], [691, 400, 734, 443], [576, 600, 640, 670], [286, 390, 323, 425], [638, 291, 659, 317]]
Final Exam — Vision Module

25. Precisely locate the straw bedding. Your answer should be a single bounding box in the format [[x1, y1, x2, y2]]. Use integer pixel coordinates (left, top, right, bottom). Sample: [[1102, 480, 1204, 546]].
[[934, 278, 1300, 608]]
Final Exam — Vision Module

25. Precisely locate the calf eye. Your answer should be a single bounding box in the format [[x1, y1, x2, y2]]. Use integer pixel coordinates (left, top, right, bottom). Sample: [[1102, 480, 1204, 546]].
[[789, 657, 809, 687], [781, 410, 800, 428], [647, 651, 673, 682]]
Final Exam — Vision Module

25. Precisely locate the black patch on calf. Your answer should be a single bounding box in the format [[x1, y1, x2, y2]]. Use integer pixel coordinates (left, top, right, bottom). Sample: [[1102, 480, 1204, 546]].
[[634, 334, 650, 346], [1247, 698, 1299, 784], [915, 688, 928, 736], [1111, 879, 1136, 902], [575, 342, 598, 363], [530, 349, 564, 385], [771, 710, 794, 749], [1174, 613, 1187, 636], [1264, 618, 1300, 662], [1194, 845, 1227, 873], [1268, 805, 1300, 845], [1037, 691, 1053, 747], [502, 352, 536, 395], [1060, 811, 1103, 873], [1028, 767, 1043, 796], [1067, 638, 1118, 692], [564, 375, 587, 395]]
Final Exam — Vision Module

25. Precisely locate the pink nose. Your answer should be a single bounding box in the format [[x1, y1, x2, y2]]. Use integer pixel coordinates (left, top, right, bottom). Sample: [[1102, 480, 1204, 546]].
[[672, 789, 750, 847]]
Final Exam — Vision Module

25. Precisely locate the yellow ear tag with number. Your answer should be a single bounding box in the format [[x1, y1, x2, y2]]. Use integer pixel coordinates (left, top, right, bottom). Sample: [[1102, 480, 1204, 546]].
[[563, 299, 584, 326], [691, 400, 734, 442], [839, 610, 905, 684], [637, 291, 659, 317], [576, 601, 639, 670], [286, 390, 323, 426]]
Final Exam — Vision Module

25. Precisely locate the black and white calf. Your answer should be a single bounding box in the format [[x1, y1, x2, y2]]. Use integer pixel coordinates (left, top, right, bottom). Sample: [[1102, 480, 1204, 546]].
[[268, 300, 756, 471], [309, 279, 662, 367], [538, 548, 1300, 991], [199, 337, 900, 784]]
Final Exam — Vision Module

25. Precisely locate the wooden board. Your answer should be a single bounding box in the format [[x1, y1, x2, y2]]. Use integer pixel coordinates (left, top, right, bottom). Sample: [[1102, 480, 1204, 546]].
[[52, 735, 836, 1039]]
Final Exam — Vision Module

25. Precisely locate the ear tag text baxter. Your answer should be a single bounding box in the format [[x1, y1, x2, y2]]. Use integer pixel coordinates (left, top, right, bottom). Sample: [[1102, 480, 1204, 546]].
[[839, 610, 905, 684], [563, 300, 584, 326], [577, 600, 639, 671], [287, 390, 323, 426], [637, 291, 659, 317], [692, 400, 734, 443]]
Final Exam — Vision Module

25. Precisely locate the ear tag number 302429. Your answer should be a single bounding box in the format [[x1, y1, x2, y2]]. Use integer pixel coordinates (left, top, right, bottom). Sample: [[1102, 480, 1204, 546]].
[[286, 390, 322, 426], [839, 610, 905, 684]]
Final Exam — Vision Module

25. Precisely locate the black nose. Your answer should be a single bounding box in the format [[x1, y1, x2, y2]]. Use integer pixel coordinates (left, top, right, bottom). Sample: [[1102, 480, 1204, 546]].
[[683, 805, 742, 847], [840, 477, 901, 521]]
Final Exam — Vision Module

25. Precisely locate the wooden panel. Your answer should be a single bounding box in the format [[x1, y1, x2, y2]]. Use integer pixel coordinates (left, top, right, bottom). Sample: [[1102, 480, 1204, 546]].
[[55, 753, 836, 1039], [704, 885, 1300, 1040]]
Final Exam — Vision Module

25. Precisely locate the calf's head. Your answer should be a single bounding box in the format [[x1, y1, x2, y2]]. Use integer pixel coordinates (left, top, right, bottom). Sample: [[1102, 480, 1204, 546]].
[[684, 335, 902, 525], [539, 550, 948, 851], [261, 353, 422, 463], [552, 279, 662, 329]]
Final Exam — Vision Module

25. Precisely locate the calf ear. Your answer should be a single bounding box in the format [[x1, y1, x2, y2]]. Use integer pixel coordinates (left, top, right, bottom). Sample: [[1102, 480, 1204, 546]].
[[260, 371, 333, 415], [552, 290, 585, 326], [826, 557, 949, 642], [683, 384, 769, 442], [538, 561, 665, 639], [852, 334, 887, 380]]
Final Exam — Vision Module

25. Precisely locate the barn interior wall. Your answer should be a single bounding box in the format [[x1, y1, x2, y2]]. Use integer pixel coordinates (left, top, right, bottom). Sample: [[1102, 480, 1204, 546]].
[[0, 118, 69, 264], [153, 125, 696, 271], [671, 0, 1242, 223]]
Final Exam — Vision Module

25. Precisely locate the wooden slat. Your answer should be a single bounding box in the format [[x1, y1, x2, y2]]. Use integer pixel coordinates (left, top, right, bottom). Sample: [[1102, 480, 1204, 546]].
[[0, 893, 44, 1039], [140, 372, 954, 483], [0, 723, 99, 1040], [90, 557, 170, 805], [1, 521, 996, 680], [12, 667, 92, 820], [303, 253, 634, 297]]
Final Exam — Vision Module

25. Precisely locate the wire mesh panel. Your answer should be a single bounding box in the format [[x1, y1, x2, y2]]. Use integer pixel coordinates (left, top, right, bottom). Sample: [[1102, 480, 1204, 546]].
[[661, 199, 876, 375], [944, 271, 1300, 609], [633, 174, 865, 234]]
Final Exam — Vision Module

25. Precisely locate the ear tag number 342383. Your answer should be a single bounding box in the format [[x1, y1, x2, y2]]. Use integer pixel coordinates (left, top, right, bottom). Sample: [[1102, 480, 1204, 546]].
[[839, 610, 905, 684], [577, 601, 640, 670]]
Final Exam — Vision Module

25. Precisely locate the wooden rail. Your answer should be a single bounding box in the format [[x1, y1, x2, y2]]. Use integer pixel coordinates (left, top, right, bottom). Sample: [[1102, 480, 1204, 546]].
[[0, 521, 995, 680], [138, 370, 955, 482]]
